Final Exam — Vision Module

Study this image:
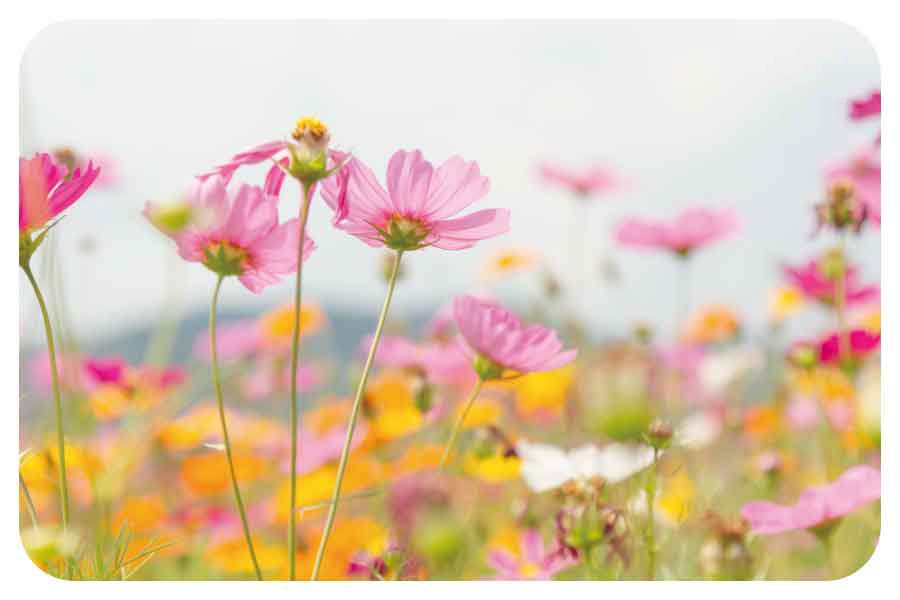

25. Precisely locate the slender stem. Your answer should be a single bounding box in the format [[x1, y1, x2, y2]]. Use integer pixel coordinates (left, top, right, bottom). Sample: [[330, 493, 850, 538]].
[[22, 264, 70, 530], [209, 275, 263, 581], [310, 250, 404, 580], [644, 447, 659, 580], [19, 472, 39, 529], [834, 235, 850, 363], [675, 254, 691, 337], [439, 378, 485, 470], [288, 182, 314, 580]]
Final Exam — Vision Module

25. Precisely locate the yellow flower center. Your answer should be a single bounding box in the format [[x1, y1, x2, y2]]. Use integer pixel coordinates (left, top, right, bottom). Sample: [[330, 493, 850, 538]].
[[292, 116, 329, 141]]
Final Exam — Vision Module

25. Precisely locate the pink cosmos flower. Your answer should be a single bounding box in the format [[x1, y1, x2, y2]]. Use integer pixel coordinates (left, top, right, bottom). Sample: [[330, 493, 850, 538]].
[[159, 175, 313, 293], [193, 319, 263, 361], [19, 152, 100, 233], [370, 335, 474, 385], [452, 295, 576, 376], [849, 90, 880, 121], [614, 207, 739, 255], [741, 465, 880, 535], [818, 329, 880, 365], [319, 149, 510, 251], [487, 529, 576, 580], [82, 357, 129, 389], [825, 145, 881, 226], [537, 162, 624, 198], [782, 259, 879, 307]]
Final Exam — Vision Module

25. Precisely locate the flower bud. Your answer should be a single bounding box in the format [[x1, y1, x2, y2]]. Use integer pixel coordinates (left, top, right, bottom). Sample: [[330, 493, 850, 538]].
[[787, 342, 818, 370], [645, 419, 673, 450], [287, 116, 331, 184]]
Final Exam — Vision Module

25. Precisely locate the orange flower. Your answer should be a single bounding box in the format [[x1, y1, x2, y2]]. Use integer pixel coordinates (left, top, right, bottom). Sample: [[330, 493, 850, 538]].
[[365, 371, 424, 442], [180, 451, 266, 496], [682, 304, 740, 345], [479, 247, 539, 282], [157, 404, 220, 451], [112, 495, 167, 532], [290, 517, 388, 580], [743, 406, 781, 439], [273, 457, 383, 524], [259, 302, 325, 347], [206, 536, 286, 576], [390, 445, 443, 478]]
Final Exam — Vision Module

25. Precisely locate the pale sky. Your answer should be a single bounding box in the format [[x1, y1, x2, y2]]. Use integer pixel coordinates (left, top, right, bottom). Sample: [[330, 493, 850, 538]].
[[20, 20, 880, 344]]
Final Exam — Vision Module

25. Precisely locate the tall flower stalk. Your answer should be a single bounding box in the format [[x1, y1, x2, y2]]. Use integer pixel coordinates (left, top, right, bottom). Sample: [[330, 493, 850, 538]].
[[439, 378, 484, 469], [287, 181, 314, 579], [209, 275, 262, 580], [310, 249, 404, 579]]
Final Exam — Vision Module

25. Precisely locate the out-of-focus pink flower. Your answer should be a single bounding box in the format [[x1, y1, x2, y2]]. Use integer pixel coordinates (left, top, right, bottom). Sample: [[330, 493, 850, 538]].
[[824, 145, 881, 226], [849, 90, 880, 121], [818, 329, 880, 365], [193, 319, 262, 361], [741, 465, 880, 535], [82, 357, 129, 389], [370, 335, 474, 386], [27, 350, 85, 393], [537, 162, 624, 198], [161, 175, 313, 293], [425, 303, 456, 341], [487, 529, 576, 580], [19, 152, 100, 233], [614, 207, 739, 255], [281, 421, 369, 476], [452, 296, 576, 377], [319, 149, 510, 251], [783, 259, 879, 307], [785, 396, 820, 431]]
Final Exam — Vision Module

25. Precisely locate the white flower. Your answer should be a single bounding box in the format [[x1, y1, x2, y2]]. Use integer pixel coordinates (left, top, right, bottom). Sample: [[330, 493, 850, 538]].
[[516, 440, 655, 493], [698, 346, 763, 396], [675, 411, 722, 449]]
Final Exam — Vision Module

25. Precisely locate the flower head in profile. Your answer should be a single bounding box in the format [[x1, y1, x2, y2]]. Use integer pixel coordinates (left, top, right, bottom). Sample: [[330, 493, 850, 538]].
[[615, 206, 739, 256], [149, 175, 313, 293], [516, 440, 654, 493], [822, 145, 880, 228], [740, 465, 880, 535], [487, 529, 576, 580], [783, 255, 878, 307], [319, 149, 510, 251], [537, 162, 624, 198], [818, 328, 880, 366], [452, 295, 576, 380], [19, 152, 101, 264]]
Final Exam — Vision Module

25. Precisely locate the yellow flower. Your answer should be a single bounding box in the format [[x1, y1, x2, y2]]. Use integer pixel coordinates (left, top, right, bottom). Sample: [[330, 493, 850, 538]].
[[682, 304, 740, 345], [854, 305, 880, 333], [259, 302, 325, 346], [365, 371, 424, 442], [464, 453, 521, 483], [290, 517, 388, 580], [458, 397, 502, 429], [157, 404, 220, 451], [487, 524, 523, 556], [790, 367, 854, 403], [767, 286, 805, 321], [89, 384, 131, 421], [511, 365, 574, 419], [390, 445, 443, 478], [206, 536, 286, 576], [274, 457, 383, 524], [479, 248, 539, 282], [656, 471, 694, 526]]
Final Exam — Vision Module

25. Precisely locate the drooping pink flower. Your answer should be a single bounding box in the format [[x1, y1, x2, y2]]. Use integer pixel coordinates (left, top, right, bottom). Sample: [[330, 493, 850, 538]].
[[319, 149, 510, 251], [740, 465, 880, 535], [782, 259, 879, 307], [824, 145, 881, 226], [157, 175, 313, 293], [19, 152, 100, 233], [452, 295, 576, 376], [849, 90, 880, 121], [614, 207, 739, 255], [818, 329, 880, 365], [537, 162, 624, 198], [487, 529, 576, 580]]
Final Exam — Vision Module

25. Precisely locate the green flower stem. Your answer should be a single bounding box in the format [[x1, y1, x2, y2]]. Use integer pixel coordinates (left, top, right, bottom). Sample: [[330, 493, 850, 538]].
[[19, 472, 39, 529], [834, 234, 849, 363], [288, 182, 314, 580], [310, 250, 404, 580], [209, 275, 263, 581], [439, 378, 485, 470], [644, 447, 660, 580], [22, 264, 70, 531]]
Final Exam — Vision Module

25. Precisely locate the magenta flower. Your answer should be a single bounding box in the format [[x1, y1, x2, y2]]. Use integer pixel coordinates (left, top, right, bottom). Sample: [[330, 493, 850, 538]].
[[487, 530, 576, 580], [824, 145, 881, 227], [155, 175, 313, 293], [452, 295, 576, 378], [319, 149, 510, 251], [537, 162, 623, 198], [614, 207, 739, 256], [741, 465, 880, 535], [849, 90, 880, 121], [819, 329, 880, 365], [783, 259, 879, 307], [82, 357, 129, 388], [19, 152, 100, 234]]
